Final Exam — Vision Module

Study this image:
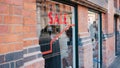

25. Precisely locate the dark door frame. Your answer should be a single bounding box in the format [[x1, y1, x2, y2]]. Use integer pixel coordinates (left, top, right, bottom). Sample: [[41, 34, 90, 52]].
[[99, 13, 102, 68], [114, 15, 118, 56]]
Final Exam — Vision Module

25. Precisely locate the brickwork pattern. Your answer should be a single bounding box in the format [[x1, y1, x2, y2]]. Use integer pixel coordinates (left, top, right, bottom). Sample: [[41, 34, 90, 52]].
[[0, 0, 44, 68], [78, 5, 93, 68], [102, 0, 116, 67]]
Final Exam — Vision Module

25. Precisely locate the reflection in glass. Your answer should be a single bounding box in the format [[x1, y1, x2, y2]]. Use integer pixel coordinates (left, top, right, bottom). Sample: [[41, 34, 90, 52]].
[[37, 1, 74, 68], [88, 11, 99, 68]]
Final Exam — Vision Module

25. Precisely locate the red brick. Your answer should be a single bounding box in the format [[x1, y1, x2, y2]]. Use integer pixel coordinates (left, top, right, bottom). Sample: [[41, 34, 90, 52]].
[[78, 5, 88, 32], [33, 39, 39, 45], [1, 0, 23, 5], [4, 16, 23, 24], [23, 25, 37, 33], [0, 43, 23, 54], [12, 0, 23, 6], [0, 16, 2, 23], [0, 4, 9, 15], [23, 33, 37, 39], [0, 36, 5, 43], [24, 17, 36, 25], [22, 10, 31, 17], [24, 25, 37, 33], [22, 10, 36, 18], [0, 44, 10, 54], [30, 11, 36, 18], [0, 34, 23, 43], [4, 16, 11, 24], [24, 3, 36, 10], [3, 0, 12, 4], [24, 40, 33, 47], [23, 25, 31, 33], [10, 5, 22, 15], [9, 25, 23, 33], [23, 0, 36, 3], [0, 0, 4, 3], [9, 43, 23, 52], [30, 26, 37, 32], [15, 43, 23, 50], [0, 25, 9, 34], [12, 16, 23, 24]]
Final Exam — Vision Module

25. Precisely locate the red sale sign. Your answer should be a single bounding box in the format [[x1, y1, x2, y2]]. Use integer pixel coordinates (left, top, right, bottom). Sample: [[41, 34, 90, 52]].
[[48, 11, 67, 25]]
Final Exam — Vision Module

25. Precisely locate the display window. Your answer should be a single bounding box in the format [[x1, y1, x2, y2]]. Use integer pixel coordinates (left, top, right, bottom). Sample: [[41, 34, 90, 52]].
[[37, 1, 75, 68]]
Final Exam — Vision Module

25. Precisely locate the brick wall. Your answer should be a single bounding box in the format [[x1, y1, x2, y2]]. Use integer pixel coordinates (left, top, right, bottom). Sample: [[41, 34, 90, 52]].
[[102, 0, 116, 67], [102, 13, 108, 68], [77, 1, 116, 67], [0, 0, 44, 68], [78, 5, 93, 68]]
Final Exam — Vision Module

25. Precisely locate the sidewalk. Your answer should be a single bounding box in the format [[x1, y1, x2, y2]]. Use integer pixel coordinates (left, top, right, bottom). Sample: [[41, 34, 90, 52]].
[[109, 56, 120, 68]]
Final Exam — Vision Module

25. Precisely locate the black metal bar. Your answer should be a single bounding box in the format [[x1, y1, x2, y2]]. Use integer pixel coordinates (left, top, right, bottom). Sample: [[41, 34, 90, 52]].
[[114, 16, 118, 56], [100, 13, 103, 68], [74, 5, 79, 68]]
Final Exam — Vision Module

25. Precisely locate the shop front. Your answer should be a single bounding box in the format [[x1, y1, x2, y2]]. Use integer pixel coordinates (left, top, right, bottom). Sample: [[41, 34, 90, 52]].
[[36, 0, 78, 68]]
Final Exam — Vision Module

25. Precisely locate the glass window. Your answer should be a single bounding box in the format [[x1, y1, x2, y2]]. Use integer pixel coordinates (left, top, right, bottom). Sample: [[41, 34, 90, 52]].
[[37, 1, 75, 68], [88, 11, 100, 68]]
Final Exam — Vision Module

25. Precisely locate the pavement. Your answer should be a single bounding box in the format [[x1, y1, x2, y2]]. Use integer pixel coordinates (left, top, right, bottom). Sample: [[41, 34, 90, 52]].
[[108, 56, 120, 68]]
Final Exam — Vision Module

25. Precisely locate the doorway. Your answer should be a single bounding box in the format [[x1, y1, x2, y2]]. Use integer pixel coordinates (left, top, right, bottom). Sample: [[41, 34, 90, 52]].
[[88, 10, 102, 68]]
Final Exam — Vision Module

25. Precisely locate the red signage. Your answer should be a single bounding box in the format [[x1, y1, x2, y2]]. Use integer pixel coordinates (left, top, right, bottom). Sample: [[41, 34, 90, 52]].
[[48, 11, 67, 25]]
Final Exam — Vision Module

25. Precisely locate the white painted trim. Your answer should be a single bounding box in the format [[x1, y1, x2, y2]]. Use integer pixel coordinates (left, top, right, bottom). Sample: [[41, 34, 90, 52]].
[[81, 38, 91, 43], [23, 45, 40, 49], [23, 37, 38, 41], [79, 32, 88, 34], [80, 36, 90, 39], [24, 51, 42, 57]]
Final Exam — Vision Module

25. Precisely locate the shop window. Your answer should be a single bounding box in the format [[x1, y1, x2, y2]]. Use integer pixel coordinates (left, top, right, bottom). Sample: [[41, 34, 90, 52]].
[[36, 1, 75, 68]]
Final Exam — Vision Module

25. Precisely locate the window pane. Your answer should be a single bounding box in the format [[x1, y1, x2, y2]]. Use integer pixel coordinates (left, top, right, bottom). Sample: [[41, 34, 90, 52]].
[[37, 1, 75, 68]]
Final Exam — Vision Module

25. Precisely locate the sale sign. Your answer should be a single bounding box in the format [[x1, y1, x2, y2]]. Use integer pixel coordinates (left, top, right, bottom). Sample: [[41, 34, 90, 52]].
[[48, 11, 67, 25]]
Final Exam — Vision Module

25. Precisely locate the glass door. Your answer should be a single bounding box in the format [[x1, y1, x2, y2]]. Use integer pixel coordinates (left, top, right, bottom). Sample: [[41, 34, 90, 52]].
[[88, 11, 102, 68], [37, 0, 76, 68]]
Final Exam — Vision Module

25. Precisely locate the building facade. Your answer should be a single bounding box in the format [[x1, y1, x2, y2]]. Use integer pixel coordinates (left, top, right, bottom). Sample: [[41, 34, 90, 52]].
[[0, 0, 120, 68]]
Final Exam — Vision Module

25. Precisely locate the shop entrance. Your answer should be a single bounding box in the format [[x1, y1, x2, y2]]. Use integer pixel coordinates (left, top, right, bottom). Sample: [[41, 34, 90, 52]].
[[36, 0, 76, 68], [88, 10, 102, 68]]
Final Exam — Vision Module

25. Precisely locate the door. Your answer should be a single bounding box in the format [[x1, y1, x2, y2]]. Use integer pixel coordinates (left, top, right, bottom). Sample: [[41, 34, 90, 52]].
[[88, 10, 102, 68]]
